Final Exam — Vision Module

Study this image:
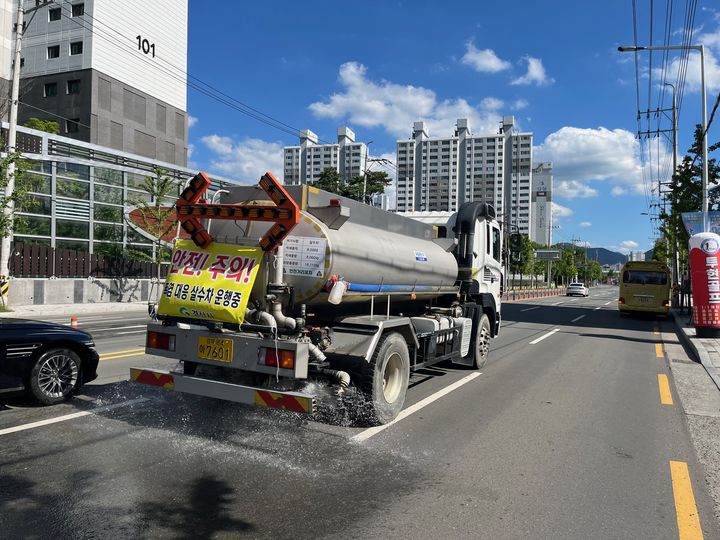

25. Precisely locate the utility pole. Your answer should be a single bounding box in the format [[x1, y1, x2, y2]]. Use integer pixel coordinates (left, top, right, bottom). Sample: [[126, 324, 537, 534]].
[[0, 0, 24, 278], [0, 0, 49, 277], [665, 82, 680, 286]]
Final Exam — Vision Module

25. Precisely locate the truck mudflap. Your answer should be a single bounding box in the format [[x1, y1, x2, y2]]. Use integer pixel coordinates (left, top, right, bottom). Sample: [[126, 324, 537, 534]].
[[130, 368, 317, 414]]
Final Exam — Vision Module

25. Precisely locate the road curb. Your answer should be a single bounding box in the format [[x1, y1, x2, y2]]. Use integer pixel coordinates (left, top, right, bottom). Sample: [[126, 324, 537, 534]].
[[670, 309, 720, 392]]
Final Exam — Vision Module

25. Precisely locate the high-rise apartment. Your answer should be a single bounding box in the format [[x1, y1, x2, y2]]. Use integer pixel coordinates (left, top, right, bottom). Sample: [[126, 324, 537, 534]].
[[283, 126, 368, 185], [396, 117, 534, 237], [530, 162, 553, 246], [3, 0, 188, 165]]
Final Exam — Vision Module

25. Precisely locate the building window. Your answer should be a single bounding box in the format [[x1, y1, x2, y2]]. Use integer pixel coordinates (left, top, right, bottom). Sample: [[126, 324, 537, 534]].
[[71, 3, 84, 17], [49, 8, 61, 21], [70, 41, 83, 55], [47, 45, 60, 59], [67, 79, 81, 94], [66, 119, 80, 133], [43, 82, 57, 97]]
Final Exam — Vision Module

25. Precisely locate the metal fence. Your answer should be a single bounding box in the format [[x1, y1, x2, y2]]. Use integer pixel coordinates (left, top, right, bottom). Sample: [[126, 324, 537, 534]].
[[10, 242, 167, 278]]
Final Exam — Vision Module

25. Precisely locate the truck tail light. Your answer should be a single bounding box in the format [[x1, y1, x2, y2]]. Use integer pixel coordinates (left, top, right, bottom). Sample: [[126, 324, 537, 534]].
[[264, 349, 295, 369], [618, 297, 625, 305], [147, 331, 176, 351]]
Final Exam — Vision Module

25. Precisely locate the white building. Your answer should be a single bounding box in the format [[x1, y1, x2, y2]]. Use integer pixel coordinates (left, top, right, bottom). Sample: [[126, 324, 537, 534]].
[[283, 126, 369, 185], [396, 116, 534, 237], [530, 162, 553, 245], [1, 0, 188, 165]]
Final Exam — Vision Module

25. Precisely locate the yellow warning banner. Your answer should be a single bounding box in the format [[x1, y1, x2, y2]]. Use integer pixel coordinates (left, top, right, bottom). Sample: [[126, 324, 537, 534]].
[[157, 239, 263, 324]]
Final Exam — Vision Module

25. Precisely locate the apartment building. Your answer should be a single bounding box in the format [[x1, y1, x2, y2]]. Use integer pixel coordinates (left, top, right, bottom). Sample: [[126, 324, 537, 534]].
[[283, 126, 368, 185], [530, 162, 553, 246], [2, 0, 189, 165], [396, 116, 534, 237]]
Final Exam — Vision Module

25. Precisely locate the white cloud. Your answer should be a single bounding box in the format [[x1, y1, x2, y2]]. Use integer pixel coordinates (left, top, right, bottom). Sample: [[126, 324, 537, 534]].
[[480, 97, 504, 111], [648, 23, 720, 93], [616, 240, 639, 254], [309, 62, 502, 138], [555, 180, 598, 199], [512, 98, 529, 110], [579, 221, 592, 228], [188, 116, 198, 128], [511, 57, 554, 86], [534, 126, 670, 195], [611, 186, 627, 196], [461, 43, 511, 73], [201, 135, 284, 182], [551, 202, 573, 218]]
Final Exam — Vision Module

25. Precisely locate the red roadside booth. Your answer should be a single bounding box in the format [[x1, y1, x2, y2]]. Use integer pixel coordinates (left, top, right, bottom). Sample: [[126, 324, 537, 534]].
[[689, 232, 720, 337]]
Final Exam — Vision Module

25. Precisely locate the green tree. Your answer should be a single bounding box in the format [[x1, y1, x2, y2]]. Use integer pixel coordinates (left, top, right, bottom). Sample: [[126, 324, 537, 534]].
[[659, 124, 720, 275], [0, 148, 39, 245], [343, 171, 392, 204], [312, 168, 392, 204], [314, 168, 342, 194], [24, 117, 60, 134], [128, 167, 178, 276]]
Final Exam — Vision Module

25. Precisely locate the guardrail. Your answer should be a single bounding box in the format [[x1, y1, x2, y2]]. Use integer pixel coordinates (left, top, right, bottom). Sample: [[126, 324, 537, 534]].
[[505, 287, 567, 301]]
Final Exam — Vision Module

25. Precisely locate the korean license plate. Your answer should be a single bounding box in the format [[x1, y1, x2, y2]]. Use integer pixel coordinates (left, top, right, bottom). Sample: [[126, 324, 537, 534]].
[[197, 336, 233, 363]]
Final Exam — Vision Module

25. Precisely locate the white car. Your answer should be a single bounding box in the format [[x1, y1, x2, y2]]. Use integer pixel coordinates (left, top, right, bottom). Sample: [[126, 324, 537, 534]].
[[567, 282, 589, 297]]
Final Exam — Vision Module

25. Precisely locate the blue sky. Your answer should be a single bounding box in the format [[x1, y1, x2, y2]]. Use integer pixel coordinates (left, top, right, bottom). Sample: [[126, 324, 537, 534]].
[[185, 1, 720, 254]]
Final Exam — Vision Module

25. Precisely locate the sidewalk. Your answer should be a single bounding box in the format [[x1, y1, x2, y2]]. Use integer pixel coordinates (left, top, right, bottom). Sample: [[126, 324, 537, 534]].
[[671, 308, 720, 392], [0, 301, 149, 318]]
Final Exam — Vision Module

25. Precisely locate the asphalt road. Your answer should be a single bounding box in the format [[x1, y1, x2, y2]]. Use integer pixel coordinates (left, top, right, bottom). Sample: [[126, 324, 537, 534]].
[[1, 286, 717, 539]]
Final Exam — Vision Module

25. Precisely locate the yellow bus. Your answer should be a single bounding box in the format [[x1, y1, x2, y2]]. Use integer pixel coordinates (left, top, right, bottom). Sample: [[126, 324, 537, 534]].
[[618, 261, 671, 316]]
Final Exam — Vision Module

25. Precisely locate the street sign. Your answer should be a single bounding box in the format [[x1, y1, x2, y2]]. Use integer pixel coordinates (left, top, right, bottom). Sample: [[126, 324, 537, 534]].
[[535, 250, 561, 261]]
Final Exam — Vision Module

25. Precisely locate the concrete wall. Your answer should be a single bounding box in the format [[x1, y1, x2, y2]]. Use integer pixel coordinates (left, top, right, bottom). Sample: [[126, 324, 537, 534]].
[[8, 278, 154, 305]]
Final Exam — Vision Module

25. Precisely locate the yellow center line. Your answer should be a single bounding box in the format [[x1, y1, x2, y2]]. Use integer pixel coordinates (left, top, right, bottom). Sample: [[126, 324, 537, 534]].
[[656, 343, 665, 358], [100, 352, 147, 361], [100, 347, 146, 356], [658, 374, 674, 405], [670, 461, 704, 540], [99, 348, 146, 361]]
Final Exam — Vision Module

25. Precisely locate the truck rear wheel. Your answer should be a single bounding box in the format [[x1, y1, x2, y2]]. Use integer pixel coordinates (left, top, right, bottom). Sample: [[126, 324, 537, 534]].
[[361, 332, 410, 425]]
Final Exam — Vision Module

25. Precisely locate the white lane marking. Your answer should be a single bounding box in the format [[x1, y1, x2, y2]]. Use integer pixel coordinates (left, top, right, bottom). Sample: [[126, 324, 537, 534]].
[[603, 301, 612, 306], [521, 306, 541, 312], [351, 372, 482, 443], [594, 306, 602, 310], [116, 330, 147, 335], [529, 328, 560, 345], [0, 398, 149, 437], [571, 315, 586, 323], [552, 302, 562, 306]]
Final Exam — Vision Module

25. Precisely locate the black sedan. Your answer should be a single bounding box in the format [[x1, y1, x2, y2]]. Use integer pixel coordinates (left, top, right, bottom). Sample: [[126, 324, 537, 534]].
[[0, 319, 99, 405]]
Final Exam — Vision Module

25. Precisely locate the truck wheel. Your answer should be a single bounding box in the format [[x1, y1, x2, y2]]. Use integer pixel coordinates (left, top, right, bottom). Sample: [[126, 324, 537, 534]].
[[28, 348, 82, 405], [470, 314, 491, 369], [361, 332, 410, 425]]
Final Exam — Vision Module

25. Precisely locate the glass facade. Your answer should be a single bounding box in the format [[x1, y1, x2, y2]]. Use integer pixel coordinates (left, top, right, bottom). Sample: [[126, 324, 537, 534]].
[[9, 124, 238, 255]]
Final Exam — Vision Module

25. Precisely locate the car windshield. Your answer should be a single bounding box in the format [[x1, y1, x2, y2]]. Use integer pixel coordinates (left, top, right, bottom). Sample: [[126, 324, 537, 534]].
[[570, 283, 584, 287]]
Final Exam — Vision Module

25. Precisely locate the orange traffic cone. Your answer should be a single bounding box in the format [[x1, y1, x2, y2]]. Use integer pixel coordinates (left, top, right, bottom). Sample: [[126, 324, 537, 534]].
[[70, 316, 78, 329]]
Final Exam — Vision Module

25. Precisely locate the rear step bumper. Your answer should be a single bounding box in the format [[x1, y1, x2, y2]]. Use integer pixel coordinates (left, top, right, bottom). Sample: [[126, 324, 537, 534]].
[[130, 368, 317, 414]]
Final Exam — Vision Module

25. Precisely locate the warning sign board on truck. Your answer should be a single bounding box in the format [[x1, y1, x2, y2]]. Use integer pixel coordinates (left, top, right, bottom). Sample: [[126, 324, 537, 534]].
[[157, 239, 263, 324]]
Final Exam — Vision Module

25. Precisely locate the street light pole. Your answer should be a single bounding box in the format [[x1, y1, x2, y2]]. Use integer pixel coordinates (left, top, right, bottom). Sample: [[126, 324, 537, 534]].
[[618, 44, 708, 229], [362, 140, 373, 204]]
